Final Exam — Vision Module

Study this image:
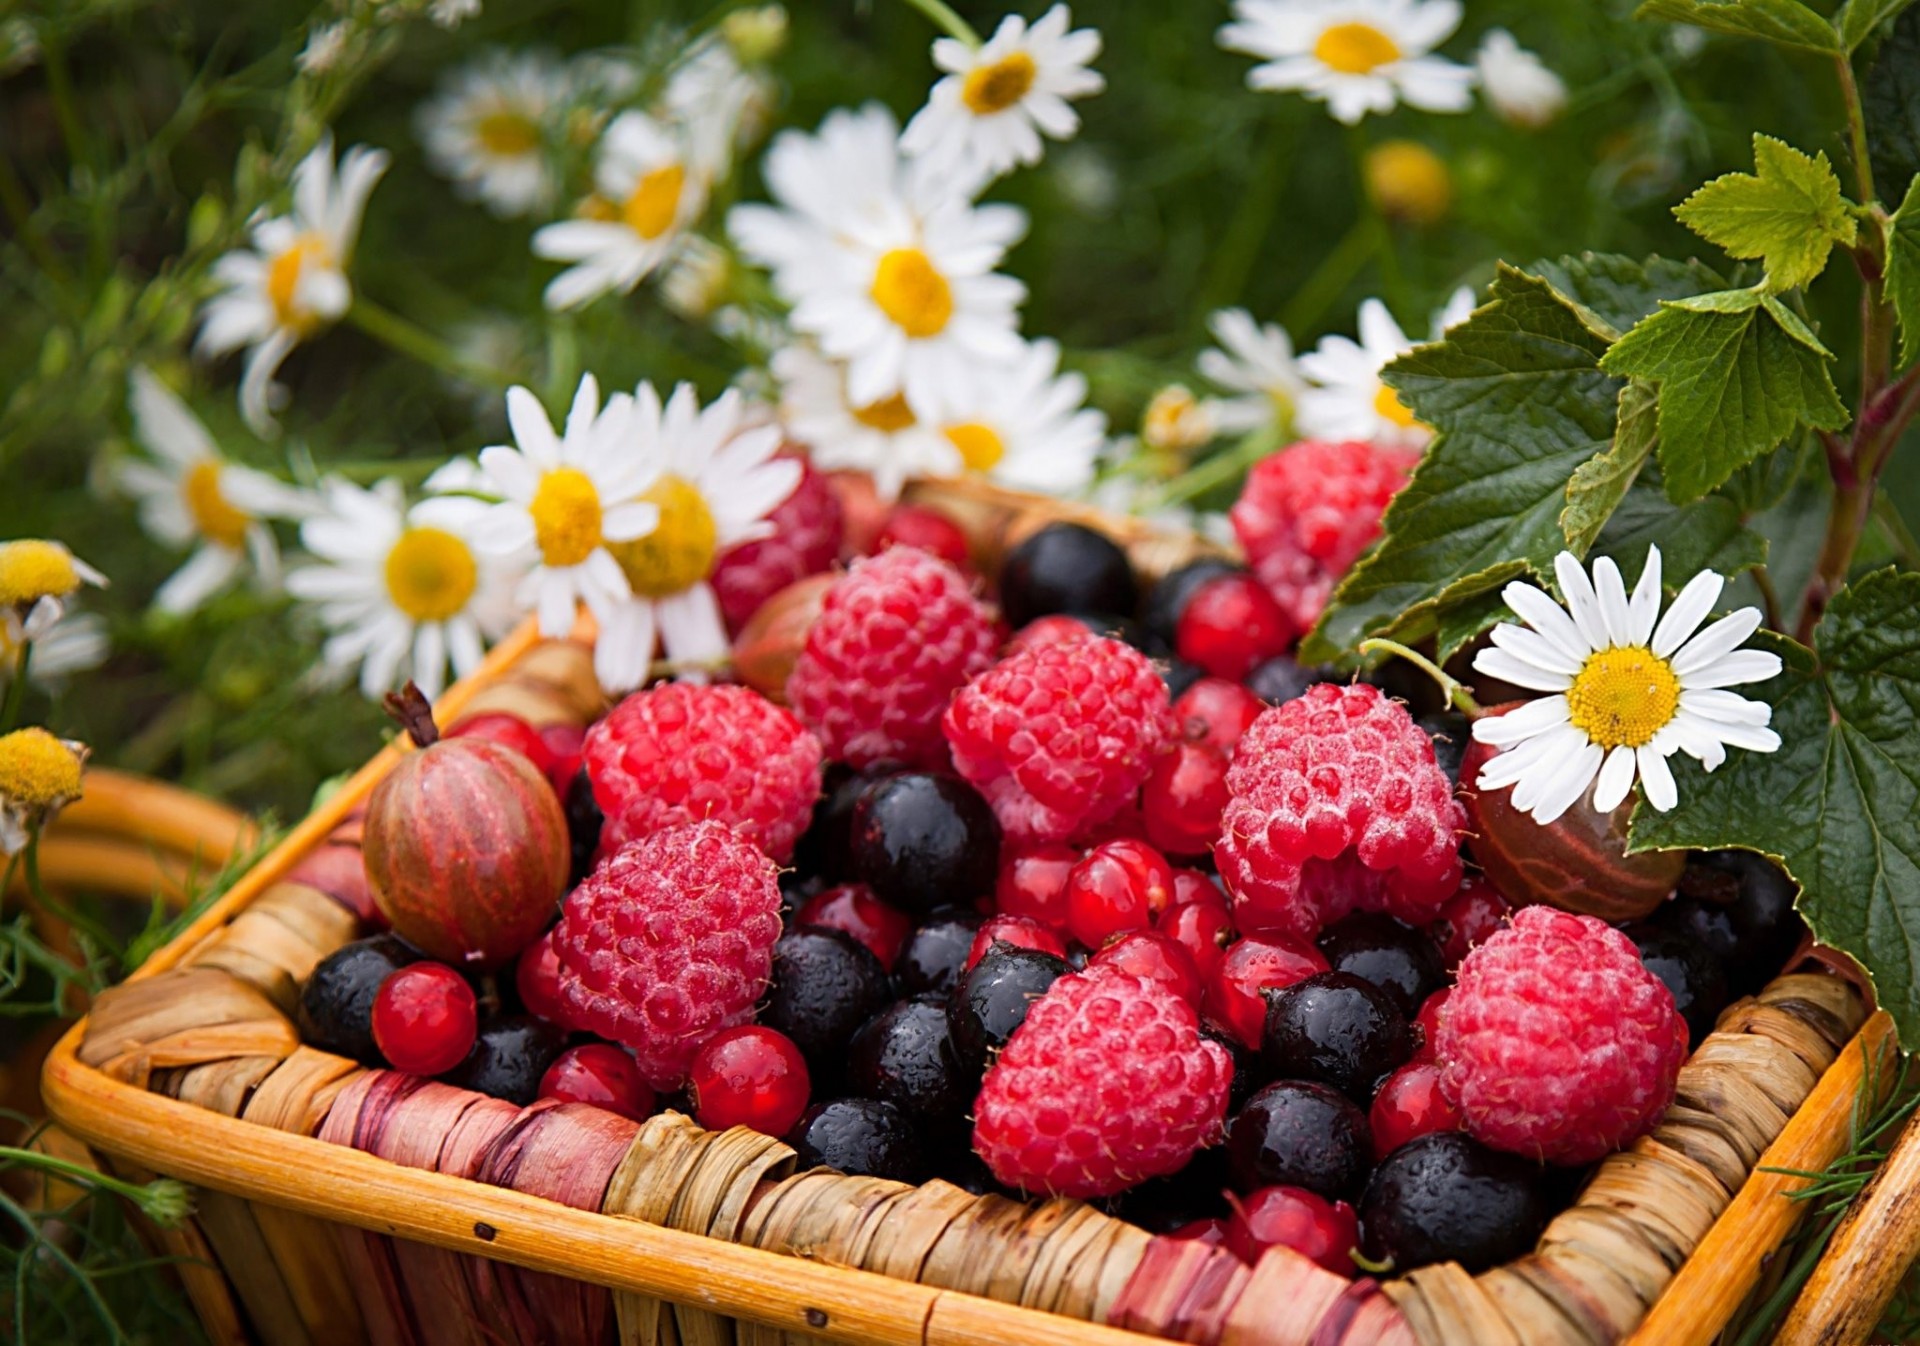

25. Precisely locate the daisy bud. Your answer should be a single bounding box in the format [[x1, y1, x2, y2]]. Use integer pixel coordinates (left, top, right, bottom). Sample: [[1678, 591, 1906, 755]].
[[1365, 140, 1452, 228]]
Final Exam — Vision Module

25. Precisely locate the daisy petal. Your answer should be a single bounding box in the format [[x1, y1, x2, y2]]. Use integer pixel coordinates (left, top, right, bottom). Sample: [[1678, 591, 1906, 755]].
[[1554, 552, 1608, 651], [1528, 742, 1604, 824], [1591, 744, 1639, 813], [1627, 545, 1662, 646], [1637, 744, 1678, 811], [1469, 694, 1572, 749], [1652, 568, 1724, 656], [1671, 606, 1764, 678], [1500, 581, 1592, 665], [1680, 648, 1781, 689], [1592, 555, 1633, 647], [1473, 646, 1576, 693]]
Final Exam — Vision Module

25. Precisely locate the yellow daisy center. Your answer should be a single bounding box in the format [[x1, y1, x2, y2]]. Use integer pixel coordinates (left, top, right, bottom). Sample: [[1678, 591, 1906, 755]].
[[0, 728, 84, 807], [1365, 139, 1452, 227], [623, 163, 687, 240], [607, 474, 718, 599], [962, 51, 1038, 115], [384, 527, 479, 622], [266, 234, 334, 331], [528, 467, 604, 568], [1314, 21, 1402, 74], [1566, 646, 1682, 750], [944, 422, 1005, 472], [853, 393, 919, 432], [1373, 381, 1421, 430], [0, 541, 83, 606], [182, 461, 252, 550], [474, 109, 540, 157], [870, 248, 954, 338]]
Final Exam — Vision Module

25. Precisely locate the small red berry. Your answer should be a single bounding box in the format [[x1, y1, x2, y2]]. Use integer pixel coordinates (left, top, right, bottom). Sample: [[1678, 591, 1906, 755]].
[[1170, 868, 1228, 911], [1171, 678, 1266, 755], [1142, 741, 1231, 858], [1369, 1061, 1466, 1154], [967, 914, 1070, 970], [1204, 934, 1329, 1050], [538, 722, 585, 795], [994, 844, 1080, 931], [1159, 900, 1235, 982], [1174, 573, 1295, 681], [796, 883, 912, 970], [1428, 877, 1513, 969], [1064, 839, 1176, 949], [1225, 1186, 1359, 1275], [1005, 614, 1098, 658], [514, 929, 566, 1025], [1167, 1217, 1232, 1248], [688, 1026, 812, 1137], [1412, 988, 1450, 1060], [372, 963, 478, 1076], [539, 1044, 655, 1121], [448, 713, 555, 777], [1089, 930, 1203, 1005], [875, 504, 971, 571]]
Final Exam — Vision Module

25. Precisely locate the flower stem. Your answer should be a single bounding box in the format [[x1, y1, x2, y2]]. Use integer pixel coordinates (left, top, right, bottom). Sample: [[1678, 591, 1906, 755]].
[[0, 1147, 194, 1226], [0, 641, 31, 734], [894, 0, 981, 47], [1357, 638, 1481, 716], [1139, 425, 1280, 510], [346, 298, 509, 390]]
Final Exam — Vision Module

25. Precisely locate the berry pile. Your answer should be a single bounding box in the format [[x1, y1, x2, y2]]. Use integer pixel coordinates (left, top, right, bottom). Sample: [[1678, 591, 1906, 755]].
[[298, 489, 1812, 1288]]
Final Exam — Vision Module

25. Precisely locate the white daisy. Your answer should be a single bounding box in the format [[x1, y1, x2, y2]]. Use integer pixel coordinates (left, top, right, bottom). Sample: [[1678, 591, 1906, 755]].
[[288, 479, 517, 701], [1475, 30, 1567, 130], [593, 384, 797, 693], [417, 50, 570, 219], [1295, 287, 1473, 449], [196, 136, 388, 435], [772, 344, 953, 501], [1141, 385, 1218, 453], [930, 337, 1104, 494], [0, 609, 108, 690], [532, 111, 708, 310], [1218, 0, 1475, 125], [430, 0, 480, 28], [729, 104, 1028, 418], [0, 540, 106, 650], [120, 368, 312, 615], [1470, 547, 1782, 825], [901, 5, 1105, 184], [659, 235, 733, 321], [662, 40, 773, 181], [1197, 308, 1305, 436]]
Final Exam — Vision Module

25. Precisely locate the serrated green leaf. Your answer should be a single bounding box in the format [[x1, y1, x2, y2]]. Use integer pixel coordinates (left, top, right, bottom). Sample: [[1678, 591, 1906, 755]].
[[1562, 380, 1659, 553], [1526, 253, 1728, 337], [1674, 135, 1857, 291], [1840, 0, 1918, 49], [1599, 290, 1850, 502], [1886, 175, 1920, 365], [1866, 6, 1920, 192], [1630, 569, 1920, 1043], [1635, 0, 1841, 51], [1595, 485, 1769, 580]]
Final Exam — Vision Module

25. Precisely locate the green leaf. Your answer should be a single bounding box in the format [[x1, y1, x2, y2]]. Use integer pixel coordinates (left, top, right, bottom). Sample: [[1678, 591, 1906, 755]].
[[1866, 5, 1920, 193], [1674, 135, 1858, 291], [1594, 482, 1769, 581], [1599, 289, 1850, 502], [1886, 174, 1920, 365], [1630, 569, 1920, 1043], [1562, 380, 1659, 554], [1526, 253, 1728, 337], [1635, 0, 1841, 52], [1839, 0, 1918, 49]]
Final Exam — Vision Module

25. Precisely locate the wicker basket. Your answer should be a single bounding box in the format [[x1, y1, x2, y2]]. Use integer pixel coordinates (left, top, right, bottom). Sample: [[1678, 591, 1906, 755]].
[[38, 479, 1902, 1346]]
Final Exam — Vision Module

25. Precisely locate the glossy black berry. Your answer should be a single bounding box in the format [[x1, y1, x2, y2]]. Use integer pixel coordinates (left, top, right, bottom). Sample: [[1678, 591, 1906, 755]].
[[441, 1015, 567, 1104], [999, 523, 1138, 629], [298, 935, 419, 1064], [1359, 1132, 1548, 1273], [564, 770, 603, 887], [1623, 923, 1731, 1049], [1204, 1024, 1267, 1114], [786, 1098, 928, 1183], [1416, 711, 1471, 788], [947, 944, 1070, 1075], [1160, 658, 1206, 702], [794, 763, 887, 884], [850, 772, 1000, 915], [1141, 559, 1238, 647], [893, 909, 984, 999], [1244, 655, 1335, 706], [847, 999, 971, 1126], [1226, 1080, 1373, 1200], [1110, 1145, 1233, 1230], [1667, 850, 1805, 995], [1261, 971, 1413, 1101], [1315, 914, 1447, 1019], [761, 928, 893, 1086]]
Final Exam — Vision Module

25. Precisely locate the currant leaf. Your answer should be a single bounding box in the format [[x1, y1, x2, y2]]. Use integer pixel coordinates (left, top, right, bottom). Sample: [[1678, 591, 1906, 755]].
[[1673, 134, 1857, 291]]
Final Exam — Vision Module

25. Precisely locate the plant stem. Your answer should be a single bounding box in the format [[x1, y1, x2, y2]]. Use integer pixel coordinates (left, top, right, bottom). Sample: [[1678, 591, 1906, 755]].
[[0, 1148, 191, 1225], [1835, 52, 1877, 207], [895, 0, 981, 47], [1357, 638, 1482, 715], [1139, 425, 1280, 509], [1751, 563, 1785, 633], [345, 298, 508, 390], [0, 641, 30, 734]]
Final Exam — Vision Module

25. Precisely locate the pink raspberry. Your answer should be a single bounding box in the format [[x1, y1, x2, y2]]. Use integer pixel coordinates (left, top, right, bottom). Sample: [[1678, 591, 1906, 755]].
[[1214, 682, 1464, 940], [551, 821, 784, 1090], [584, 682, 822, 863], [711, 455, 844, 633], [1230, 441, 1418, 630], [973, 964, 1233, 1197], [1437, 907, 1687, 1165], [786, 547, 999, 769], [943, 634, 1174, 845]]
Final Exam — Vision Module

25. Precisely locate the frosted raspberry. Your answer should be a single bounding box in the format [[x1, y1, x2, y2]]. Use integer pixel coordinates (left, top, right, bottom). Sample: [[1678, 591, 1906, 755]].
[[1231, 441, 1418, 630], [584, 682, 822, 863], [1437, 907, 1687, 1165], [786, 547, 999, 769], [711, 456, 844, 633], [973, 964, 1233, 1197], [1214, 682, 1464, 940], [552, 821, 783, 1090], [942, 635, 1174, 845]]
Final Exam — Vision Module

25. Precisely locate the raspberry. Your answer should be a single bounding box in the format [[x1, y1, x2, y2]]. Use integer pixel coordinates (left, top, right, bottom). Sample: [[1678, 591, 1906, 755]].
[[1436, 907, 1688, 1165], [551, 821, 783, 1090], [1230, 440, 1418, 631], [584, 682, 822, 863], [1005, 614, 1099, 658], [972, 964, 1233, 1197], [788, 547, 999, 770], [943, 634, 1174, 845], [1214, 683, 1464, 941], [711, 456, 844, 633]]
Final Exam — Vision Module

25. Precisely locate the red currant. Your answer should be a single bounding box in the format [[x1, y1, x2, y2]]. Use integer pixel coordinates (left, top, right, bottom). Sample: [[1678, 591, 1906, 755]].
[[1170, 868, 1228, 910], [539, 1044, 655, 1121], [1089, 930, 1203, 1004], [688, 1026, 812, 1136], [1174, 573, 1295, 681], [874, 505, 970, 571], [514, 929, 566, 1025], [994, 843, 1079, 931], [371, 963, 478, 1075], [1159, 899, 1235, 982], [1369, 1061, 1465, 1154], [796, 883, 913, 970], [1427, 876, 1513, 969], [967, 914, 1070, 970], [1141, 741, 1230, 857], [447, 713, 554, 777], [1064, 839, 1175, 949], [1166, 1217, 1232, 1248], [1007, 614, 1098, 657], [1171, 678, 1266, 755], [1225, 1186, 1359, 1275], [1412, 988, 1451, 1060], [538, 722, 586, 795], [1204, 934, 1328, 1050]]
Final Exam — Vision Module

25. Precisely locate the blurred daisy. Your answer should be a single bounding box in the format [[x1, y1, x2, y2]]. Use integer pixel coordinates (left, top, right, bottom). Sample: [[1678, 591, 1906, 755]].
[[0, 609, 108, 691], [1471, 548, 1782, 824], [1197, 309, 1305, 436], [662, 40, 773, 181], [1295, 287, 1473, 449], [931, 337, 1104, 494], [901, 5, 1105, 184], [660, 236, 734, 321], [1217, 0, 1475, 124], [727, 103, 907, 278], [417, 50, 569, 218], [289, 478, 514, 701], [430, 0, 480, 28], [773, 344, 952, 501], [121, 369, 311, 615], [594, 384, 797, 692], [1475, 30, 1566, 129], [533, 111, 707, 310], [196, 137, 388, 435], [0, 540, 106, 649], [1141, 385, 1217, 454]]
